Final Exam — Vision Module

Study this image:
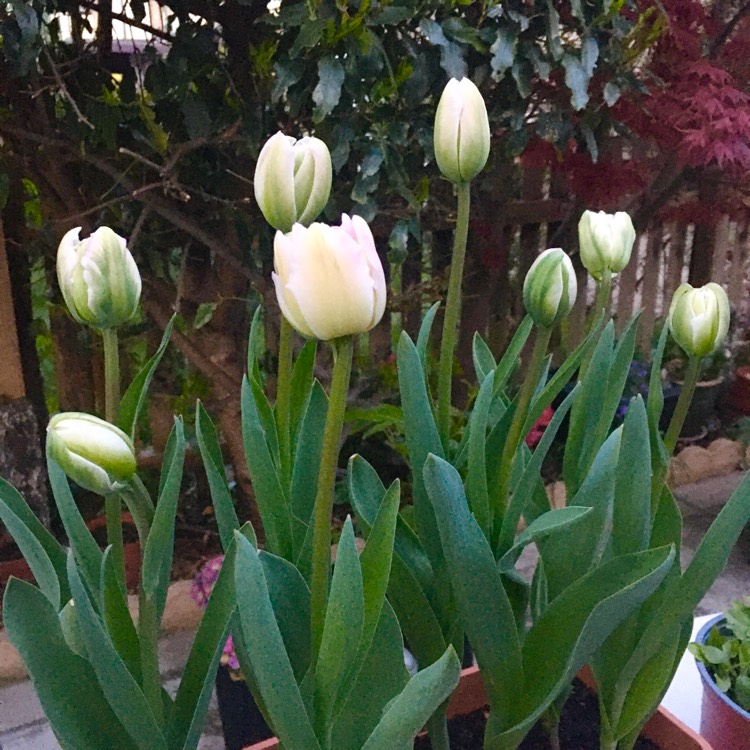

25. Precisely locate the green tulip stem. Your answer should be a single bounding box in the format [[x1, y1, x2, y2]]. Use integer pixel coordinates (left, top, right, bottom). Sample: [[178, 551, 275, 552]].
[[309, 335, 354, 663], [663, 355, 702, 455], [102, 327, 125, 587], [594, 270, 612, 320], [437, 180, 471, 449], [276, 316, 294, 482], [495, 325, 553, 520]]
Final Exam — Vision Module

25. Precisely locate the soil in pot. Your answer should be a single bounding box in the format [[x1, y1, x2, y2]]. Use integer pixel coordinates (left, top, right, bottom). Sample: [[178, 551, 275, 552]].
[[414, 678, 659, 750]]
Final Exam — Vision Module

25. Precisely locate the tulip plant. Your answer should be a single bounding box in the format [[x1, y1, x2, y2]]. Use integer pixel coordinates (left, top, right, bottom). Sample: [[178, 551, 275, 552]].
[[1, 72, 749, 750]]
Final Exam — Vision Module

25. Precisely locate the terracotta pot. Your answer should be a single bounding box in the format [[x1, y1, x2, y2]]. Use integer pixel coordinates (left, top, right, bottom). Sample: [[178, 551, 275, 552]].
[[241, 665, 711, 750], [0, 512, 141, 591], [695, 614, 750, 750], [728, 366, 750, 415]]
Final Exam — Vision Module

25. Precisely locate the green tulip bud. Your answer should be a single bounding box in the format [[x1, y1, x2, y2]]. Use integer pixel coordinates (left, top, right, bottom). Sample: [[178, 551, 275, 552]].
[[668, 282, 730, 358], [57, 226, 141, 330], [523, 248, 578, 328], [578, 210, 636, 281], [433, 77, 490, 184], [273, 214, 386, 340], [254, 131, 332, 232], [47, 413, 137, 495]]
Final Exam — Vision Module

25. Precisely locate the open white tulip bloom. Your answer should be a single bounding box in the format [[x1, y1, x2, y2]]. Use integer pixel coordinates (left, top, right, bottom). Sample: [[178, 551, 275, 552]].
[[57, 226, 141, 330], [578, 210, 636, 281], [254, 131, 333, 232], [433, 77, 490, 184], [523, 248, 578, 328], [272, 214, 386, 340], [668, 282, 730, 358], [47, 413, 137, 495]]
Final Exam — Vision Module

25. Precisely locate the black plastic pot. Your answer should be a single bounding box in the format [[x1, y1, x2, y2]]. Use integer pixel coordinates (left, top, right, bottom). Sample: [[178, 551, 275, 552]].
[[659, 378, 724, 438], [215, 665, 272, 750]]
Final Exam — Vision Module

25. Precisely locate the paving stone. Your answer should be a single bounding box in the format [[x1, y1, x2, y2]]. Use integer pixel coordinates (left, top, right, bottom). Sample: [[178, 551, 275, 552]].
[[706, 438, 743, 475], [672, 445, 714, 484]]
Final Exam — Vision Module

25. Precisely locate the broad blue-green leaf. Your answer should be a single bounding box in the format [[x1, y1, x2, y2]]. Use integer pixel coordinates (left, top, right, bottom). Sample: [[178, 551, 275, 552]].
[[486, 546, 675, 747], [360, 646, 461, 750], [416, 301, 440, 373], [168, 543, 237, 750], [424, 455, 522, 715], [472, 334, 496, 384], [195, 402, 241, 551], [419, 18, 467, 79], [331, 601, 408, 750], [611, 396, 650, 556], [493, 315, 534, 396], [100, 547, 141, 681], [315, 518, 364, 727], [313, 57, 345, 122], [67, 553, 166, 750], [490, 27, 516, 79], [0, 496, 60, 607], [260, 550, 311, 683], [466, 371, 494, 534], [241, 376, 292, 558], [118, 314, 174, 439], [0, 478, 68, 600], [397, 332, 444, 569], [546, 0, 563, 60], [246, 306, 263, 381], [47, 455, 102, 599], [288, 339, 318, 444], [233, 533, 320, 750], [562, 54, 590, 110], [4, 579, 138, 750], [142, 419, 185, 619], [618, 470, 750, 690], [538, 428, 622, 599]]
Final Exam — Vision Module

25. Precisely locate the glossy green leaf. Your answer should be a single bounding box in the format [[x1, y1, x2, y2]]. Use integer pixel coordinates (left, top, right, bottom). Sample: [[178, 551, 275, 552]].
[[233, 532, 321, 750], [424, 455, 522, 715], [118, 314, 174, 439], [195, 401, 242, 551], [67, 553, 167, 750], [142, 419, 185, 619], [360, 646, 461, 750], [4, 579, 138, 750]]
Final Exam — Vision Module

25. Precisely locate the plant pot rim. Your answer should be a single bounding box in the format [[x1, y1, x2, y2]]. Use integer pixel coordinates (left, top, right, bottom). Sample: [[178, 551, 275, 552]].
[[695, 613, 750, 720], [241, 665, 712, 750]]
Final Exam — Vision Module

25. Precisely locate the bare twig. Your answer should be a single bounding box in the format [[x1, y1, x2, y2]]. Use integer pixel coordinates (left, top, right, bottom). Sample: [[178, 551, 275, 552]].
[[52, 182, 164, 224], [43, 49, 95, 130], [76, 0, 175, 42]]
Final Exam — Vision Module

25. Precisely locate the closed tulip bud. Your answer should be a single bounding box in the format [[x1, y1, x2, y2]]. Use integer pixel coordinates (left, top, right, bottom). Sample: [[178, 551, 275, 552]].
[[668, 282, 730, 358], [254, 131, 332, 232], [523, 248, 578, 328], [434, 77, 490, 184], [273, 214, 386, 341], [57, 226, 141, 330], [47, 413, 137, 495], [578, 210, 636, 281]]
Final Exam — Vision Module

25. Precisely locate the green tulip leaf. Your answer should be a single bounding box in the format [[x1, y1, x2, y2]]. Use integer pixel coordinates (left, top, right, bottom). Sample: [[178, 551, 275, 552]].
[[416, 301, 441, 373], [195, 401, 243, 551], [241, 375, 293, 559], [67, 552, 167, 749], [465, 370, 494, 534], [233, 532, 321, 750], [142, 419, 185, 618], [118, 314, 175, 440], [472, 332, 496, 383], [424, 454, 522, 714], [4, 578, 139, 750], [360, 646, 461, 750], [493, 314, 533, 396]]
